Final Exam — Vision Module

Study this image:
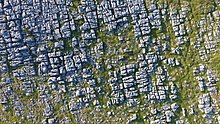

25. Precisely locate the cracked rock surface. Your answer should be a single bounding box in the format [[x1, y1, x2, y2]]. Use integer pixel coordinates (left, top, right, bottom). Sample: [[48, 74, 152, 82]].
[[0, 0, 220, 123]]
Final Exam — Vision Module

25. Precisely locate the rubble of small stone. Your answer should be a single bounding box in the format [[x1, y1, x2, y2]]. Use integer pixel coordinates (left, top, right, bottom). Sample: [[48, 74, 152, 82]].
[[0, 0, 220, 124]]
